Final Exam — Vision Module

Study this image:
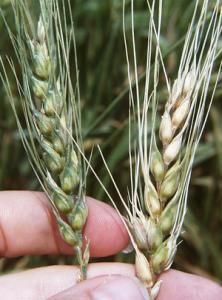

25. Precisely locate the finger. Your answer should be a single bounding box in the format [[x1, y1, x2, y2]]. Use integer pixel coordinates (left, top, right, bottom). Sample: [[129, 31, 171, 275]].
[[157, 270, 222, 300], [1, 265, 221, 300], [0, 263, 135, 300], [0, 191, 129, 257], [48, 276, 149, 300], [48, 269, 222, 300]]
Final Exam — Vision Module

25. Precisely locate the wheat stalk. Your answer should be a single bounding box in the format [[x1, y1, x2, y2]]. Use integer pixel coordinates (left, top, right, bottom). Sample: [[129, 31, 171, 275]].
[[1, 0, 89, 280]]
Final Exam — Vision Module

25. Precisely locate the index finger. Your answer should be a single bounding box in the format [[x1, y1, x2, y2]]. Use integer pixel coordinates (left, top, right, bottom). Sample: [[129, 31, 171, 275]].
[[0, 191, 129, 257]]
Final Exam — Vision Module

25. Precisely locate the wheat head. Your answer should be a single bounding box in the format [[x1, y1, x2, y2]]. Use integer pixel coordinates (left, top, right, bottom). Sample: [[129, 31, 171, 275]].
[[1, 0, 89, 280], [126, 1, 222, 298], [97, 1, 222, 299]]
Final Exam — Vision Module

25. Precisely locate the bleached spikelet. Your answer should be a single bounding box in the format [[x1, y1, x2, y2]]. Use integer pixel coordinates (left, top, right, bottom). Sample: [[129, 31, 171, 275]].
[[151, 281, 162, 299], [172, 97, 190, 131], [144, 181, 161, 217], [131, 218, 148, 250], [170, 77, 184, 107], [135, 250, 154, 288], [37, 16, 46, 44], [183, 69, 197, 95], [163, 135, 182, 165], [159, 111, 173, 145]]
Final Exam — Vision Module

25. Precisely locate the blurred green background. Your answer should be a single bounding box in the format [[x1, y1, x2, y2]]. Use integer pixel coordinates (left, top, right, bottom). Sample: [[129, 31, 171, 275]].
[[0, 0, 222, 284]]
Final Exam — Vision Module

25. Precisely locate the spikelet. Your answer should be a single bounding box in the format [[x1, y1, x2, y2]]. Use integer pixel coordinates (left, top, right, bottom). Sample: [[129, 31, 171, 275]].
[[135, 250, 154, 288]]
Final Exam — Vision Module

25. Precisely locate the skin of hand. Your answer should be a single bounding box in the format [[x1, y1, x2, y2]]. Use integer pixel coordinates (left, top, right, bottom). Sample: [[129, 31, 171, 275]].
[[0, 191, 221, 300]]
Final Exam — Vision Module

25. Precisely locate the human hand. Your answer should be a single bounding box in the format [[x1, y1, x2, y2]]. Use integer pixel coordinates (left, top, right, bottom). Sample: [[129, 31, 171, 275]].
[[0, 191, 221, 300]]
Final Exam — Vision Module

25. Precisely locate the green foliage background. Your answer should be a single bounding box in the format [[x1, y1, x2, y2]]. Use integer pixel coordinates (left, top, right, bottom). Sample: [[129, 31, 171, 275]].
[[0, 0, 222, 284]]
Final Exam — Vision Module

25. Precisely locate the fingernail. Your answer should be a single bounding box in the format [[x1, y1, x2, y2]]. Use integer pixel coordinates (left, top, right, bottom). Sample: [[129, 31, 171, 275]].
[[48, 275, 148, 300]]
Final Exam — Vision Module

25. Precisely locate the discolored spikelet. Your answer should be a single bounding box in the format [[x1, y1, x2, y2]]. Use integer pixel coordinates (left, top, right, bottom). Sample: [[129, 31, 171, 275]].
[[118, 0, 222, 299]]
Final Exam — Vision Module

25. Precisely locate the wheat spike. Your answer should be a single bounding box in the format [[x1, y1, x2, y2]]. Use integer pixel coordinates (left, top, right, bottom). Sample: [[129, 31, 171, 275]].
[[120, 0, 222, 298], [31, 11, 89, 281], [1, 0, 89, 280]]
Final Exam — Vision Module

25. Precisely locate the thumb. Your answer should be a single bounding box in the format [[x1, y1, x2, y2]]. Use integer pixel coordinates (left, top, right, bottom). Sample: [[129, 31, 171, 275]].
[[47, 275, 149, 300]]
